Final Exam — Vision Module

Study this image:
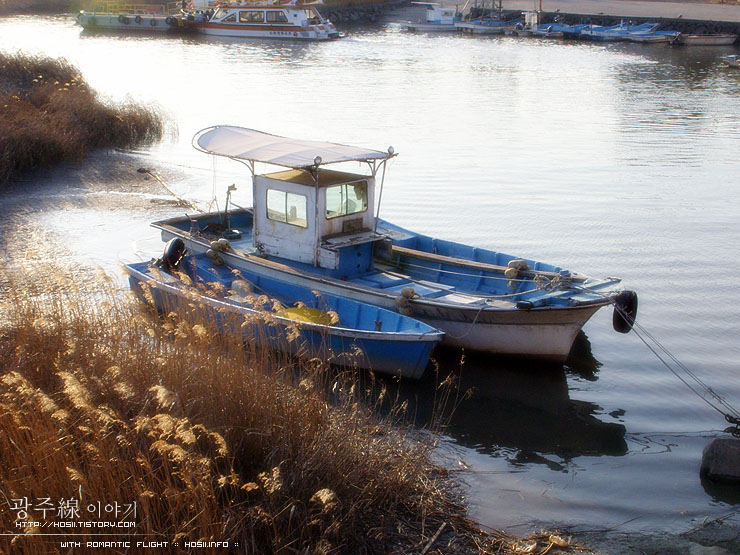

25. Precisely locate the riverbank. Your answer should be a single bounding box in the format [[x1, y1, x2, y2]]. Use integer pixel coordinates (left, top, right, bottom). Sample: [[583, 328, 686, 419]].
[[0, 253, 588, 553], [0, 52, 163, 185]]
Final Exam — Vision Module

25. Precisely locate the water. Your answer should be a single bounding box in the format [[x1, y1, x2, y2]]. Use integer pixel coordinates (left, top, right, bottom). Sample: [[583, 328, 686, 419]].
[[3, 12, 740, 549]]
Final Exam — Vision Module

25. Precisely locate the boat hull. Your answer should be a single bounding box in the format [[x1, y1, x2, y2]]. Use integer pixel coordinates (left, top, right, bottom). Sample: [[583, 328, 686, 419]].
[[405, 22, 459, 32], [196, 22, 339, 40], [153, 213, 613, 361], [455, 22, 506, 34], [75, 12, 178, 31], [127, 261, 440, 379], [676, 34, 738, 46]]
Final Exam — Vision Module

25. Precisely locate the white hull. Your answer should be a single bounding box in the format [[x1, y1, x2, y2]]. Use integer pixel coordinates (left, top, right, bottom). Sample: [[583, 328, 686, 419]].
[[406, 22, 458, 32], [197, 24, 337, 40], [455, 22, 505, 34], [677, 34, 737, 46], [721, 55, 740, 68], [158, 228, 605, 361], [76, 13, 175, 31]]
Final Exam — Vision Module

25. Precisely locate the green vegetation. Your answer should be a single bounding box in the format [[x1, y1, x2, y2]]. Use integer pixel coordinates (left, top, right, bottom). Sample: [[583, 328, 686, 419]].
[[0, 52, 163, 185]]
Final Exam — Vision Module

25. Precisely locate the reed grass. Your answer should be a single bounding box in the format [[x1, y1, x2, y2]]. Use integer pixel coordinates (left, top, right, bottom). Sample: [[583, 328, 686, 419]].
[[0, 265, 544, 554], [0, 51, 164, 185]]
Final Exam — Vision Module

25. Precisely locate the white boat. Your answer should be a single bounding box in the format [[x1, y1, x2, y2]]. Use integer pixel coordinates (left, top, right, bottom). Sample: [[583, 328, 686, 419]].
[[721, 54, 740, 68], [455, 19, 507, 35], [75, 1, 184, 32], [406, 2, 461, 32], [673, 33, 738, 46], [151, 127, 638, 362], [195, 0, 340, 40]]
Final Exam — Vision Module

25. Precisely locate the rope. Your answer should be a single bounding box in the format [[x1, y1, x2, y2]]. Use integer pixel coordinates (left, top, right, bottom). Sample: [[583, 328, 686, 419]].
[[593, 287, 740, 428], [139, 168, 201, 212]]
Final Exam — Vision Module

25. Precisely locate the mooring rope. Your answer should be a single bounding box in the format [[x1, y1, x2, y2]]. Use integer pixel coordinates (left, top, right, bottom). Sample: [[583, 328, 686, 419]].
[[600, 290, 740, 429]]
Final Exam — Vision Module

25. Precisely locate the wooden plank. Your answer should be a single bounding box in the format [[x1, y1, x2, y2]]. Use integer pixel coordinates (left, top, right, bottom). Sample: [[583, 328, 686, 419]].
[[389, 245, 586, 282]]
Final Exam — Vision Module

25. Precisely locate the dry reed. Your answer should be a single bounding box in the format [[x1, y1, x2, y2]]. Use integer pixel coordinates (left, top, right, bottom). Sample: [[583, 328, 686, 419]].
[[0, 51, 164, 185], [0, 266, 589, 554]]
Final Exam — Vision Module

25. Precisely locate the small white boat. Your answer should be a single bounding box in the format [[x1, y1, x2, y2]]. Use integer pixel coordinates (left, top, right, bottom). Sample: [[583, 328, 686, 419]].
[[674, 33, 738, 46], [721, 54, 740, 68], [406, 2, 461, 32], [195, 0, 340, 40]]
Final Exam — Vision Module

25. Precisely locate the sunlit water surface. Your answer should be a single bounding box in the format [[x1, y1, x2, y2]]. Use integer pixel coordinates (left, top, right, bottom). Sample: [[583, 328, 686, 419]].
[[3, 13, 740, 546]]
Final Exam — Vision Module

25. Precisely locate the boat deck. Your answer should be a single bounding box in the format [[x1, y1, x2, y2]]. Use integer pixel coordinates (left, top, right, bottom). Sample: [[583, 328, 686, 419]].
[[155, 209, 617, 310]]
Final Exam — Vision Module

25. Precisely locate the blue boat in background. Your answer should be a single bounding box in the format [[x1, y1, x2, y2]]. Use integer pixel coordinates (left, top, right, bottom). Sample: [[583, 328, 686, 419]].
[[126, 246, 443, 379], [580, 21, 659, 41]]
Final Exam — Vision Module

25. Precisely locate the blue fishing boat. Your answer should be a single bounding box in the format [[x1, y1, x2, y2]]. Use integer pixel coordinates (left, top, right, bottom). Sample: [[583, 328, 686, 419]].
[[580, 21, 659, 42], [151, 126, 638, 363], [628, 30, 680, 43], [126, 245, 443, 379]]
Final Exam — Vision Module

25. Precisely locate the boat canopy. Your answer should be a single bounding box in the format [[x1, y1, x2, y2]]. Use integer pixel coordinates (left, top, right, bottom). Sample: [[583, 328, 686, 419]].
[[193, 126, 394, 169]]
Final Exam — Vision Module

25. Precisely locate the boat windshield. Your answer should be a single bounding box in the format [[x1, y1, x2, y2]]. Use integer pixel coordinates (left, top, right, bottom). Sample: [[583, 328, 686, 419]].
[[326, 182, 368, 219], [304, 8, 322, 23], [267, 189, 308, 228]]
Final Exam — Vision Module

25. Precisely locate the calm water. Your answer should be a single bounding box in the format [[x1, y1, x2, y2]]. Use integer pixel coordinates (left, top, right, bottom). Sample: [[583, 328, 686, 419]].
[[3, 12, 740, 549]]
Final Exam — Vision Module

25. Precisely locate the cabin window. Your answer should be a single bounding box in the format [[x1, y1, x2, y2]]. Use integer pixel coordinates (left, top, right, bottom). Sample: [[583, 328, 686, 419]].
[[222, 13, 236, 22], [325, 181, 368, 220], [266, 189, 307, 228], [239, 10, 264, 23], [266, 11, 288, 23]]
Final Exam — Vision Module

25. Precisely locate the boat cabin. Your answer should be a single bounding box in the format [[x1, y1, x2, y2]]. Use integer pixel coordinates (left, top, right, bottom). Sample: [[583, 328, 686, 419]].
[[523, 10, 540, 28], [207, 4, 323, 27], [192, 126, 395, 279], [412, 2, 457, 25], [253, 167, 381, 275]]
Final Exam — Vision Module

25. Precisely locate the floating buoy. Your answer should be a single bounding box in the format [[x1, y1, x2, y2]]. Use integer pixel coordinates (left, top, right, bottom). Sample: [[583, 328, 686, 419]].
[[612, 290, 638, 333], [162, 238, 186, 271]]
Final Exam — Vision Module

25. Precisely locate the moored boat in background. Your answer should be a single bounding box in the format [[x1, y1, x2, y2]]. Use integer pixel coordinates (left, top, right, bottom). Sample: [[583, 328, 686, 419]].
[[721, 54, 740, 67], [194, 0, 340, 40], [628, 30, 680, 43], [151, 127, 638, 363], [580, 21, 659, 42], [673, 33, 738, 46], [406, 2, 461, 32], [75, 1, 186, 31]]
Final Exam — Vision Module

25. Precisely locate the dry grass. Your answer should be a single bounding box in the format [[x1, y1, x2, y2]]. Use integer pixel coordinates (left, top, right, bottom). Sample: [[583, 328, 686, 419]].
[[0, 51, 164, 185], [0, 266, 547, 554]]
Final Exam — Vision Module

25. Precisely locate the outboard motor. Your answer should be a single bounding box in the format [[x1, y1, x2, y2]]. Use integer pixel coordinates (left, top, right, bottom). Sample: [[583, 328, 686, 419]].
[[612, 290, 638, 333]]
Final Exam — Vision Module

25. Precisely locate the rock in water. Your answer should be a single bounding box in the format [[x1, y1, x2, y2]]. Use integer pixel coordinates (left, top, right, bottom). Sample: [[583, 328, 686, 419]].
[[701, 438, 740, 483]]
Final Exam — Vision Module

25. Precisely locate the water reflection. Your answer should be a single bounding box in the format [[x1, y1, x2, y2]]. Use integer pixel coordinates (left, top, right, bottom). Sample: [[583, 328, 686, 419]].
[[386, 339, 627, 468], [701, 473, 740, 506]]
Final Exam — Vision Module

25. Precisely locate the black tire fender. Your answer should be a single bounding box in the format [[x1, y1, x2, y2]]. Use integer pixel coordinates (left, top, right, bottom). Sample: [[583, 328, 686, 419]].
[[162, 238, 186, 271], [613, 290, 638, 333]]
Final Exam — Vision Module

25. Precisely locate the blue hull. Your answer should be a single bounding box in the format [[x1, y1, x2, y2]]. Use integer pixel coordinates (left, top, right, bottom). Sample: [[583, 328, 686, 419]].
[[126, 255, 442, 379]]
